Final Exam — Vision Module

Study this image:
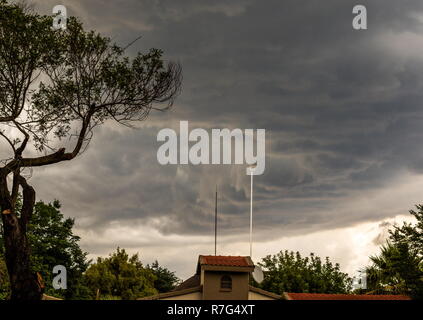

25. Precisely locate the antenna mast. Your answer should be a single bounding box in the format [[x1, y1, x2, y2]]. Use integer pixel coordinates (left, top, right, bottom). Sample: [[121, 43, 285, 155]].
[[215, 185, 217, 256], [250, 172, 253, 257]]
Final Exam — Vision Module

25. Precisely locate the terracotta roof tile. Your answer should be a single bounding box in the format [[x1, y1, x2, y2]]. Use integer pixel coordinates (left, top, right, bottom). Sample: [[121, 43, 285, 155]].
[[200, 255, 253, 267], [284, 292, 412, 300]]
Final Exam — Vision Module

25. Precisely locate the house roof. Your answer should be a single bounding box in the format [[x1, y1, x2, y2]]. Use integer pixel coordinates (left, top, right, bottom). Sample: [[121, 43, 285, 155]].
[[173, 274, 200, 291], [138, 286, 203, 300], [249, 286, 282, 299], [197, 255, 255, 273], [139, 285, 282, 300], [199, 255, 254, 267], [42, 294, 62, 300], [284, 292, 412, 300]]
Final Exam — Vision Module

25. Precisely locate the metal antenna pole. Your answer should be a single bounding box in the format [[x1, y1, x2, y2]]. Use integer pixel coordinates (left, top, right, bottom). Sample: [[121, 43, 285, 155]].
[[215, 185, 217, 256], [250, 172, 253, 258]]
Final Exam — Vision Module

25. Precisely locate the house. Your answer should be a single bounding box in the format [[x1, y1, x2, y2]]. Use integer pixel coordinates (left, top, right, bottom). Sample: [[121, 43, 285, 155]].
[[138, 254, 412, 301], [139, 255, 281, 300]]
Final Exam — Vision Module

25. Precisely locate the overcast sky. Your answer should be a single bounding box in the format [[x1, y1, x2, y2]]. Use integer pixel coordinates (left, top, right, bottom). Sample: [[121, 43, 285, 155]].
[[4, 0, 423, 279]]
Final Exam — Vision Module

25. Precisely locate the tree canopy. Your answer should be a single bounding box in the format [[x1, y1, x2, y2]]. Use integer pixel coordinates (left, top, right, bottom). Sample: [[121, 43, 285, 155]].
[[257, 250, 352, 294], [0, 1, 181, 158], [365, 242, 423, 297], [27, 200, 90, 299], [84, 248, 157, 300], [390, 204, 423, 256], [364, 206, 423, 298], [147, 260, 180, 293]]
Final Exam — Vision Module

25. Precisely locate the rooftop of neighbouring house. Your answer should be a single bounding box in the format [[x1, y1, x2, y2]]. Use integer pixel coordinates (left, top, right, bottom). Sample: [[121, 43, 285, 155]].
[[284, 292, 412, 300]]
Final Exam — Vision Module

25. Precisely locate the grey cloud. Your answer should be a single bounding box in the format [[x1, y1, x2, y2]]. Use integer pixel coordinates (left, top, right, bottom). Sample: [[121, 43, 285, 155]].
[[10, 0, 423, 264]]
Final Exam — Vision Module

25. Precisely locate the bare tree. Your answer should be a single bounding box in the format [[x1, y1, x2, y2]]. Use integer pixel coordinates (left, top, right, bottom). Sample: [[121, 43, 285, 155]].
[[0, 1, 181, 300]]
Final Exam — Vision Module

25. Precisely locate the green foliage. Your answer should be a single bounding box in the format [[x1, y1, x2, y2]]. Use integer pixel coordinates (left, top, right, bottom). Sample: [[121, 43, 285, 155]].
[[365, 206, 423, 298], [390, 204, 423, 255], [147, 260, 180, 293], [27, 200, 90, 299], [0, 199, 90, 300], [258, 250, 352, 295], [1, 197, 179, 300], [365, 242, 423, 297], [84, 248, 157, 300]]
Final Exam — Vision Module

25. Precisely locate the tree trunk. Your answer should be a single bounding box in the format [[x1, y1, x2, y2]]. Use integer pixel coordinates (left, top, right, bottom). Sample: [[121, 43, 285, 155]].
[[2, 219, 42, 300], [0, 173, 43, 300]]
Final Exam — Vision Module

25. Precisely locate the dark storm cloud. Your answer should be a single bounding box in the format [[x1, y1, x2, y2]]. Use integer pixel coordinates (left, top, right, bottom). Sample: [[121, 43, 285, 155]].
[[18, 0, 423, 241]]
